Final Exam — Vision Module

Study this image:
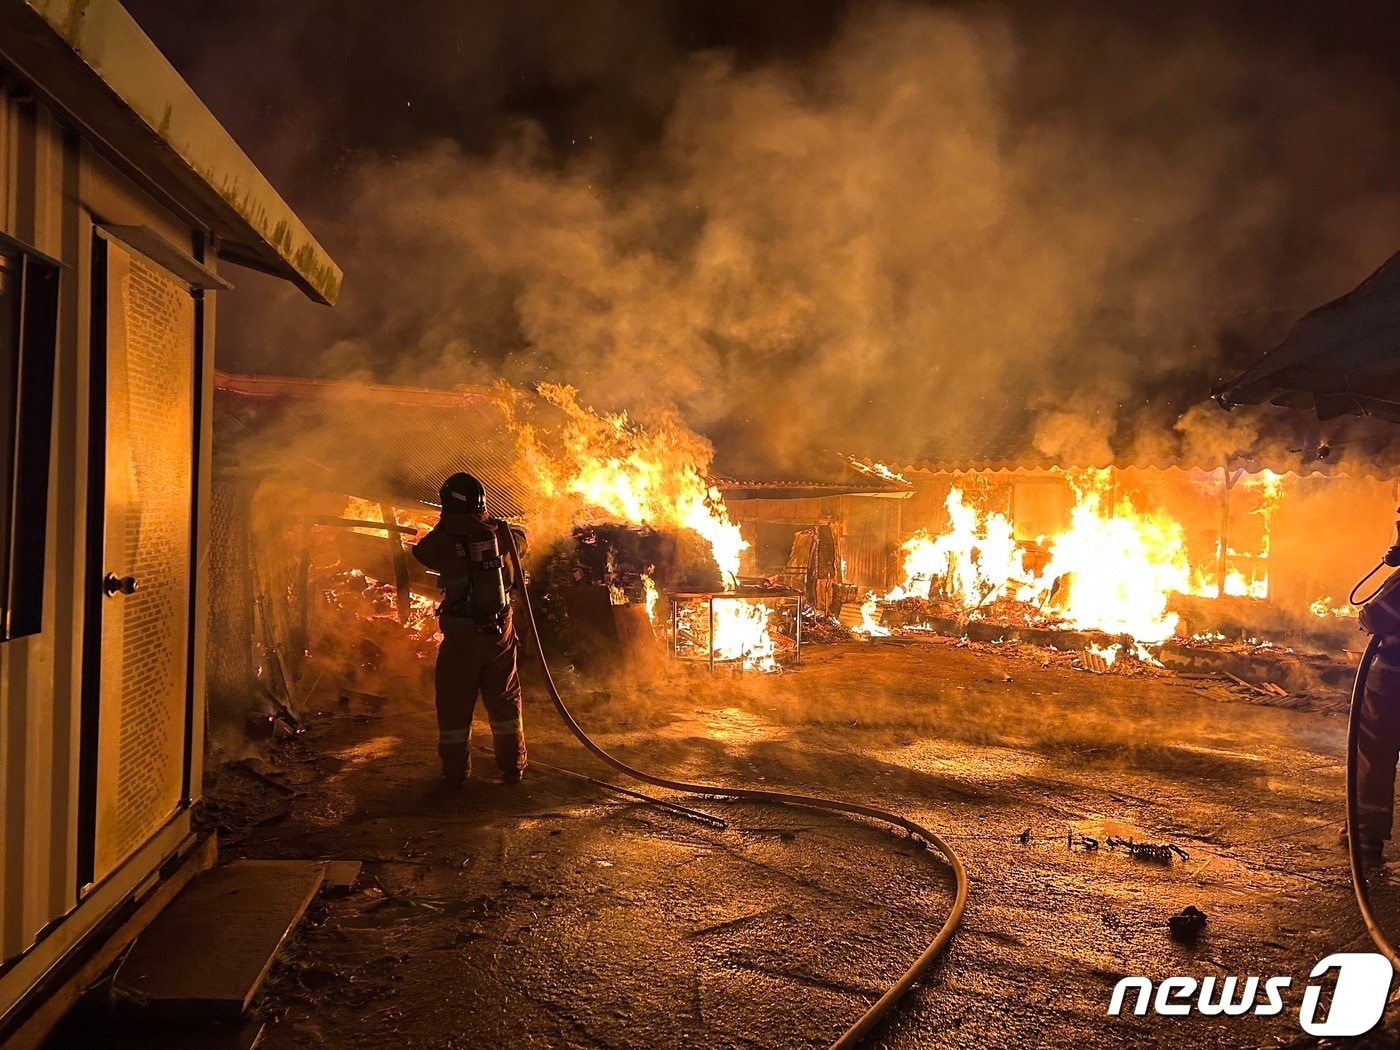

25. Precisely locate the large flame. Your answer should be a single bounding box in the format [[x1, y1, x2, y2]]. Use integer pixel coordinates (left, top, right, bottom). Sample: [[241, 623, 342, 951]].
[[513, 384, 775, 668], [515, 383, 749, 584], [861, 471, 1205, 643], [1037, 474, 1189, 639], [858, 470, 1308, 644], [888, 490, 1033, 608]]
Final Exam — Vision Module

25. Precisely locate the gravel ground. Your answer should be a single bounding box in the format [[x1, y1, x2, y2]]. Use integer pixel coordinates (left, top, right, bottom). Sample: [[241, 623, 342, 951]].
[[205, 639, 1398, 1049]]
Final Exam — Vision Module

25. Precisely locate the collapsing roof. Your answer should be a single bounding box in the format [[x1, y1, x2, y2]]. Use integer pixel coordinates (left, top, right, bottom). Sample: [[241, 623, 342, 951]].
[[1215, 248, 1400, 425], [712, 456, 914, 501], [215, 371, 919, 519], [0, 0, 341, 303]]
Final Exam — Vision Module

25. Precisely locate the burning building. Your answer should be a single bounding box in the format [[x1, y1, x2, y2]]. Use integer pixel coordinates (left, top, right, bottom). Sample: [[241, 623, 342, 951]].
[[716, 457, 914, 607], [209, 357, 1397, 706], [207, 372, 826, 727], [846, 434, 1398, 682]]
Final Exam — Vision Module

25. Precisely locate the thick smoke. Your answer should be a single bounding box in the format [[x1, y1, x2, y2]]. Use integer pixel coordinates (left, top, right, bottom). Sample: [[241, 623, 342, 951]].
[[137, 1, 1400, 469]]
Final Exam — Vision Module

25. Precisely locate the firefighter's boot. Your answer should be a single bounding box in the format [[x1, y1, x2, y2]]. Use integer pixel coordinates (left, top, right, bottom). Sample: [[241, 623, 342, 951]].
[[1339, 824, 1385, 866], [438, 743, 469, 787]]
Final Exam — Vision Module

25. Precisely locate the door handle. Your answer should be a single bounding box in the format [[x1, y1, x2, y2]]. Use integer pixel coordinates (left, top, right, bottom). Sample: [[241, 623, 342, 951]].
[[103, 573, 138, 597]]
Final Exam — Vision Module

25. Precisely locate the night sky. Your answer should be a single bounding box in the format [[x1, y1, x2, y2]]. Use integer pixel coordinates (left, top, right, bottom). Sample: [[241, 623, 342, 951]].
[[125, 0, 1400, 467]]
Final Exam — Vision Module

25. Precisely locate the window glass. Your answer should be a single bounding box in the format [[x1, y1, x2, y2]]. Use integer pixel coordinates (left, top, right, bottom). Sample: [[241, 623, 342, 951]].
[[0, 242, 59, 640]]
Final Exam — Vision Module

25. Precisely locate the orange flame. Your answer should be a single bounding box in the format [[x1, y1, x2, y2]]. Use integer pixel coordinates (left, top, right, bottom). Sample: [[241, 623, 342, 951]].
[[513, 385, 775, 668], [865, 472, 1196, 643]]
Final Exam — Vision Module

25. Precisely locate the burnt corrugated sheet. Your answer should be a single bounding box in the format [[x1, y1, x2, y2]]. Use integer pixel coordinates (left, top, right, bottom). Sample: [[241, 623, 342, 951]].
[[213, 372, 533, 518], [850, 408, 1400, 478]]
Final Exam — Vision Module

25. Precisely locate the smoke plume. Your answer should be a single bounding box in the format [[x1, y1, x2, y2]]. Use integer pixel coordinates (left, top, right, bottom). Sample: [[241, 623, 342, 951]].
[[134, 0, 1400, 469]]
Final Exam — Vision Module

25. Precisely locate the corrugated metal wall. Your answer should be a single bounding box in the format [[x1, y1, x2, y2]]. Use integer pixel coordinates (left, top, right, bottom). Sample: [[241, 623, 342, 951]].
[[0, 79, 211, 1021], [840, 496, 903, 592], [0, 79, 87, 970], [725, 494, 906, 592]]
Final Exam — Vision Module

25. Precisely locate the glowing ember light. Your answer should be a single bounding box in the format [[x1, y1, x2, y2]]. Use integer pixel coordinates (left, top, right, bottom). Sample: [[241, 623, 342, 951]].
[[849, 459, 910, 486], [512, 384, 775, 668], [1311, 595, 1358, 618], [711, 599, 777, 669], [1188, 470, 1282, 600], [643, 575, 659, 621], [1085, 642, 1119, 668], [344, 496, 389, 535]]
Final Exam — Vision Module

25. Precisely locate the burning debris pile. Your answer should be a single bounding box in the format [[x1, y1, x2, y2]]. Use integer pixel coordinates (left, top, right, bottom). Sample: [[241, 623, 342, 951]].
[[853, 468, 1362, 669], [231, 384, 825, 700], [508, 384, 790, 671], [297, 498, 441, 700]]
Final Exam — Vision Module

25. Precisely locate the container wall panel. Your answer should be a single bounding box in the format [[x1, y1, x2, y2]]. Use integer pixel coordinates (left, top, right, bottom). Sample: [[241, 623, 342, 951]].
[[1, 89, 204, 1022], [0, 88, 85, 972]]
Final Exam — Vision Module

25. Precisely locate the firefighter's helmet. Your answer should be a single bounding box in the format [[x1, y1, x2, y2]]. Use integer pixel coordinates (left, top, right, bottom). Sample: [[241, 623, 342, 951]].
[[440, 472, 487, 514]]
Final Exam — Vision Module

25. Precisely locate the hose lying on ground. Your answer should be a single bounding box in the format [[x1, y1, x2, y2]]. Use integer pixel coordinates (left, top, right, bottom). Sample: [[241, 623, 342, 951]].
[[1346, 633, 1400, 968], [503, 530, 968, 1049]]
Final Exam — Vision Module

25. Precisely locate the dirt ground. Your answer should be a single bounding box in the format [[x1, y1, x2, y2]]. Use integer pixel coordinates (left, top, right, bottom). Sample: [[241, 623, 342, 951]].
[[203, 637, 1397, 1049]]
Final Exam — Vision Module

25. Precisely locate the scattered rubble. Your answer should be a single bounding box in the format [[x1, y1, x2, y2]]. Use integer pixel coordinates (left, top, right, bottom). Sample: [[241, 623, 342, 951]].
[[1167, 905, 1208, 943], [1066, 830, 1188, 864]]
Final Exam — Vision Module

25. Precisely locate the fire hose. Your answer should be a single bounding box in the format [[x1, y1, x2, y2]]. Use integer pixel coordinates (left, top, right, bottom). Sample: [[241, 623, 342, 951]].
[[1345, 633, 1399, 968], [1346, 533, 1400, 970], [501, 528, 969, 1049]]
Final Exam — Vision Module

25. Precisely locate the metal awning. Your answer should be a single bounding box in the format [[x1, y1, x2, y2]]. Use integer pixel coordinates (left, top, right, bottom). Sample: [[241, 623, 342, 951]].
[[0, 0, 341, 304]]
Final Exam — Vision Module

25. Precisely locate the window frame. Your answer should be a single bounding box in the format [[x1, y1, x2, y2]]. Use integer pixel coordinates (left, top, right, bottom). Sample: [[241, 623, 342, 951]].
[[0, 228, 60, 641]]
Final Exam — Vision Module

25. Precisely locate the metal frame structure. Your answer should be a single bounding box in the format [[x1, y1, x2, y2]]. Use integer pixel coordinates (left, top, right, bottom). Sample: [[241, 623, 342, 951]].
[[666, 588, 802, 671]]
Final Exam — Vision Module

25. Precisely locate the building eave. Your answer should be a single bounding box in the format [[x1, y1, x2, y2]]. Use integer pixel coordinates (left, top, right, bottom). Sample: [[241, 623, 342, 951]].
[[0, 0, 342, 304]]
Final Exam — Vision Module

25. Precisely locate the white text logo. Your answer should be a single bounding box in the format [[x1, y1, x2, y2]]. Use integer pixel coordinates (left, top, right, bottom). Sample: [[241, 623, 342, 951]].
[[1108, 953, 1393, 1037]]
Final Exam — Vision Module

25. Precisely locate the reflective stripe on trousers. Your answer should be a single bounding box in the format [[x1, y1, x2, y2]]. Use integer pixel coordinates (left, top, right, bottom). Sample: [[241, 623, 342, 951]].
[[434, 624, 527, 775]]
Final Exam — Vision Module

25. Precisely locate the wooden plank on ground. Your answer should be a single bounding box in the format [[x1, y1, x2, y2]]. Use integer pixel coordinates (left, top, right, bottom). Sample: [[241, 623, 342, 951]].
[[321, 860, 362, 894], [0, 833, 217, 1050], [114, 860, 325, 1021]]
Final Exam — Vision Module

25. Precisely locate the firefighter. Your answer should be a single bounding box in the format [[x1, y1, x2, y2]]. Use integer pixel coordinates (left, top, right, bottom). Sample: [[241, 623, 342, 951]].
[[1351, 569, 1400, 863], [412, 472, 528, 786]]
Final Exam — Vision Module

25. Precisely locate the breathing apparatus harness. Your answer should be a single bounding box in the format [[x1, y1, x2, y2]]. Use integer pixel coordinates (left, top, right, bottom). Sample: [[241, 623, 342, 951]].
[[1347, 515, 1400, 969], [434, 472, 512, 634], [437, 516, 511, 633], [498, 526, 968, 1049]]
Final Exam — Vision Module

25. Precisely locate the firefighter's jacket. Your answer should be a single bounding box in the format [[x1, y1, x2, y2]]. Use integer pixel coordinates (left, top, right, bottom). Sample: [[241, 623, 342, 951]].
[[412, 512, 528, 635], [1360, 568, 1400, 690]]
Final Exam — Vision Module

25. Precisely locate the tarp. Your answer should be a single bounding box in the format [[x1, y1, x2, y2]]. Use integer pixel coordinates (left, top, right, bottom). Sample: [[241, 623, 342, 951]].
[[1214, 249, 1400, 422]]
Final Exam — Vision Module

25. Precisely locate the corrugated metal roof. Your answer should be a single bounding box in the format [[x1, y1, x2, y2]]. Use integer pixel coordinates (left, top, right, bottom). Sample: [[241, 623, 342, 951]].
[[713, 455, 913, 500], [715, 479, 910, 500], [0, 0, 340, 303], [894, 459, 1399, 481], [214, 372, 531, 518], [856, 411, 1400, 478]]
